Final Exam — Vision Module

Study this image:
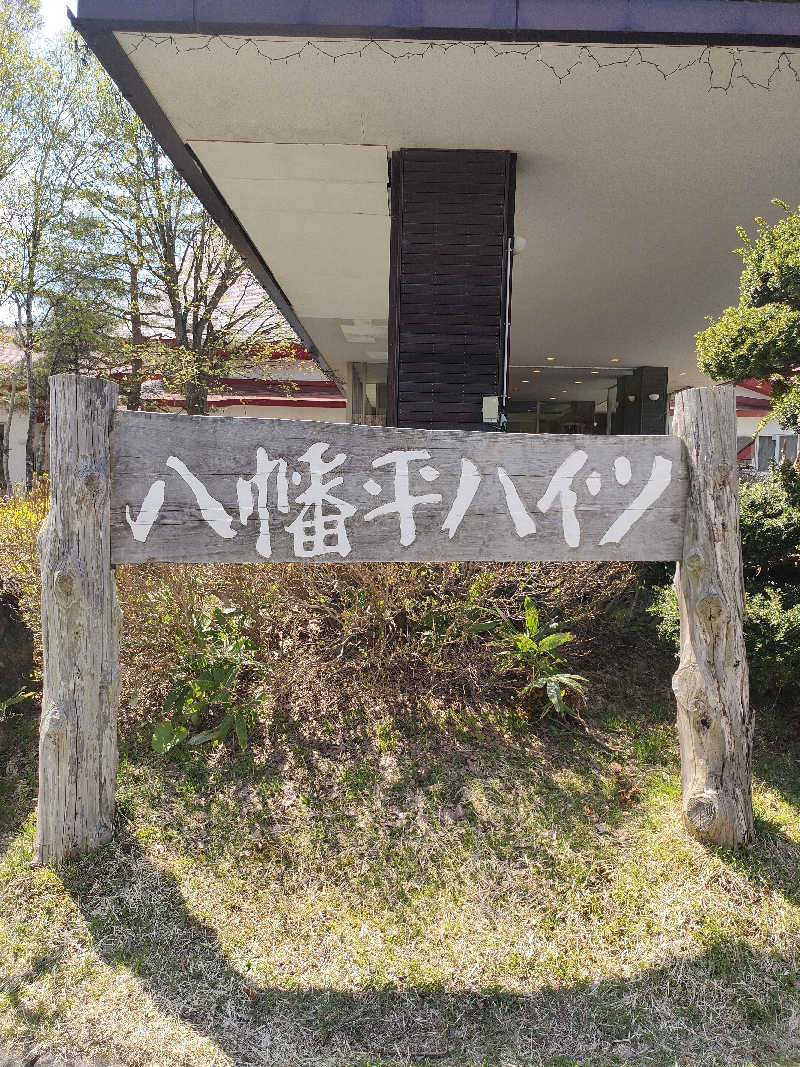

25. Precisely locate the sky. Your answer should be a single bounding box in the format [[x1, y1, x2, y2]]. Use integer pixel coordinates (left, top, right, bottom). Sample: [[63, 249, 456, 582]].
[[38, 0, 71, 37]]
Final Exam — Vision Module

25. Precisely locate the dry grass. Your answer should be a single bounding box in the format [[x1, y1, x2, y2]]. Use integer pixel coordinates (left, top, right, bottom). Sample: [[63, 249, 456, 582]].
[[1, 490, 800, 1067], [1, 657, 799, 1067]]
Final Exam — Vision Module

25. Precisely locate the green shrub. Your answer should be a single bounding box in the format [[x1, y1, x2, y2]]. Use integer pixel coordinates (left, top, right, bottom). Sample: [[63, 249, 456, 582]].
[[0, 479, 49, 657], [745, 586, 800, 698], [739, 466, 800, 575], [648, 581, 800, 704]]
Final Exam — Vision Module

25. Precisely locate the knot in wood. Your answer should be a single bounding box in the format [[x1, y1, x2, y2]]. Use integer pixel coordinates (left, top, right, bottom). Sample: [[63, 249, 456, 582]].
[[75, 460, 107, 501], [686, 552, 704, 577], [697, 593, 725, 627], [686, 793, 718, 833], [54, 569, 76, 600], [716, 462, 731, 483], [42, 701, 70, 743]]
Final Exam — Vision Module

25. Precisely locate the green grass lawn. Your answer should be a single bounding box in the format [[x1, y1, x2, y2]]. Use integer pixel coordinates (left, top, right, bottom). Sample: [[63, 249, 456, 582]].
[[1, 667, 799, 1067]]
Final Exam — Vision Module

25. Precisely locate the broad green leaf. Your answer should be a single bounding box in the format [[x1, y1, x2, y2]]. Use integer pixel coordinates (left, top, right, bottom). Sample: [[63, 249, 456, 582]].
[[151, 721, 187, 754], [235, 712, 248, 748], [537, 632, 574, 652], [524, 598, 539, 637], [559, 673, 588, 693], [545, 679, 568, 716], [188, 714, 235, 747], [162, 685, 189, 714]]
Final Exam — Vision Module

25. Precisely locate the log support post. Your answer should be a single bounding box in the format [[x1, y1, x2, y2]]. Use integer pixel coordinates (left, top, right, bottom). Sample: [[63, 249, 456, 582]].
[[672, 385, 753, 849], [35, 374, 120, 865]]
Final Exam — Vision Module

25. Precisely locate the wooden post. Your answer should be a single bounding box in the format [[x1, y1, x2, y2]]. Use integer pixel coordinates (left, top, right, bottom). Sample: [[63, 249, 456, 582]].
[[35, 374, 120, 865], [672, 385, 753, 849]]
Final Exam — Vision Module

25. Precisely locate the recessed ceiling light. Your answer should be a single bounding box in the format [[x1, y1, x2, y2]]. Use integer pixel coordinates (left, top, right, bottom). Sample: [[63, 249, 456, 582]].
[[533, 369, 542, 374], [591, 370, 600, 375], [610, 358, 619, 363], [561, 389, 568, 393], [521, 379, 529, 383], [549, 396, 557, 400], [546, 356, 556, 361], [679, 371, 687, 376], [574, 380, 582, 384]]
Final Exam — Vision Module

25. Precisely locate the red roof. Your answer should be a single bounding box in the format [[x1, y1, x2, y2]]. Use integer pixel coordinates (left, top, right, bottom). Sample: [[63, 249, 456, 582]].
[[737, 400, 772, 418], [738, 378, 773, 398], [152, 338, 313, 361], [151, 379, 345, 410]]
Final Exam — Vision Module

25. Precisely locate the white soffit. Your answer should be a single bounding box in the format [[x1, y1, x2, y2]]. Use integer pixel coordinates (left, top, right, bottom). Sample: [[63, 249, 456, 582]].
[[118, 33, 800, 390], [189, 140, 390, 323]]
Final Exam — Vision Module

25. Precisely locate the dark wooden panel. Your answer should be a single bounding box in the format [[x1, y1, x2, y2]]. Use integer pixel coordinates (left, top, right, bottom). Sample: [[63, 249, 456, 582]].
[[389, 148, 515, 431]]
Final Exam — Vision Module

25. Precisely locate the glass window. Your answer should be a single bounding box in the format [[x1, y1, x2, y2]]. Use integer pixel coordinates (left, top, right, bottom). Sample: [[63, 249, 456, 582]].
[[757, 435, 775, 471], [777, 435, 799, 464]]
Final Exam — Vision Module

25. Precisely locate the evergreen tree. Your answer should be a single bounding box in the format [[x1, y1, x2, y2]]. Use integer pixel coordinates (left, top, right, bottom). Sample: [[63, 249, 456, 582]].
[[696, 200, 800, 433]]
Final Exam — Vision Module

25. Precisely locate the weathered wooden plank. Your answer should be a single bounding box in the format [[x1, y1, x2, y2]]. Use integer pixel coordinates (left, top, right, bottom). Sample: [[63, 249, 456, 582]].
[[36, 374, 120, 865], [110, 413, 687, 565], [671, 385, 753, 848]]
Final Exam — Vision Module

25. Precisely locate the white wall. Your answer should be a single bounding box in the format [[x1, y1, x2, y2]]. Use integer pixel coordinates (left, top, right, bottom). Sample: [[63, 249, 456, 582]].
[[738, 416, 785, 438], [738, 416, 799, 469], [1, 406, 30, 490], [212, 404, 348, 423]]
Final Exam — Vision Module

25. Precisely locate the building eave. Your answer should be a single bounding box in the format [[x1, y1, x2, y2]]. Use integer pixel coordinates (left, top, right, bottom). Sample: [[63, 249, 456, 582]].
[[73, 1, 800, 48], [71, 12, 338, 384]]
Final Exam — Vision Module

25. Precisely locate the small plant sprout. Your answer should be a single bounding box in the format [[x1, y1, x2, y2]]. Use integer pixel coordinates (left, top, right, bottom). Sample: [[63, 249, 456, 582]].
[[152, 604, 267, 754], [473, 596, 587, 716], [0, 688, 35, 717]]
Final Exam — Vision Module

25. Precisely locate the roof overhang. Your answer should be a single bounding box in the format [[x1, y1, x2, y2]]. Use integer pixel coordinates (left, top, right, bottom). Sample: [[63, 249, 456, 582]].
[[74, 1, 800, 406], [74, 0, 800, 47]]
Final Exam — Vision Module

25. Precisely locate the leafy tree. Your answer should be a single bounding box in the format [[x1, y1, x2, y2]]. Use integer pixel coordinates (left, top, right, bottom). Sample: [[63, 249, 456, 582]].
[[86, 86, 293, 415], [0, 0, 40, 186], [0, 34, 109, 487], [696, 200, 800, 432], [0, 27, 296, 493], [0, 0, 39, 311], [37, 294, 122, 376]]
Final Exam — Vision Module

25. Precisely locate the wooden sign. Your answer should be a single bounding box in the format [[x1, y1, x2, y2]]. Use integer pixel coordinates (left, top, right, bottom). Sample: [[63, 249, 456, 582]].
[[35, 375, 753, 868], [110, 412, 688, 564]]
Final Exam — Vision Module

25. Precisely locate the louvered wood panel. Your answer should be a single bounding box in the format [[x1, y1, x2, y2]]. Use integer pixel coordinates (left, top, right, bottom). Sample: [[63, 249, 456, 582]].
[[387, 148, 516, 431]]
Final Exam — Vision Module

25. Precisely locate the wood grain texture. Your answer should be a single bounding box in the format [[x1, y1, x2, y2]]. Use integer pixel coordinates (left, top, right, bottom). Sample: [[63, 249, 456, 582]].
[[35, 374, 120, 865], [110, 412, 687, 564], [672, 385, 753, 849]]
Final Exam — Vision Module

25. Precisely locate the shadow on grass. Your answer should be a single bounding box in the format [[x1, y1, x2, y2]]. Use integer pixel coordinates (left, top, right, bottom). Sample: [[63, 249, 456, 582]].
[[20, 838, 790, 1067], [1, 710, 798, 1064], [3, 667, 800, 1064], [0, 708, 38, 843], [753, 706, 800, 806]]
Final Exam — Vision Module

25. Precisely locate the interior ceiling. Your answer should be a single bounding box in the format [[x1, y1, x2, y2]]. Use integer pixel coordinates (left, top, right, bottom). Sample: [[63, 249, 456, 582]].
[[118, 34, 800, 404]]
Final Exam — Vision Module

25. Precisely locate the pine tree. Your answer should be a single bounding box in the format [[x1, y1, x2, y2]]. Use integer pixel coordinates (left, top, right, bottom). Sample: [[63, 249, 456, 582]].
[[696, 200, 800, 433]]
